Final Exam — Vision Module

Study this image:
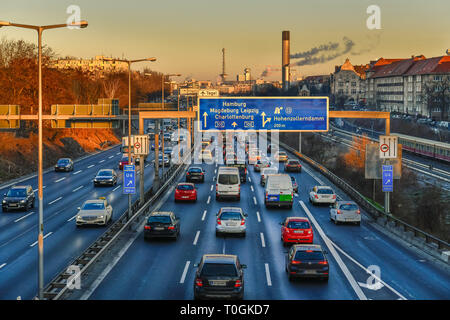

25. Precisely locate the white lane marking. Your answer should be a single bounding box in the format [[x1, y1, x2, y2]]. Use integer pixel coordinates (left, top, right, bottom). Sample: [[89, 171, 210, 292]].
[[116, 152, 121, 155], [112, 185, 121, 192], [14, 211, 34, 223], [73, 170, 82, 175], [248, 177, 252, 183], [201, 210, 207, 221], [87, 165, 95, 169], [210, 185, 213, 192], [222, 240, 226, 254], [145, 164, 149, 168], [331, 241, 407, 300], [265, 263, 272, 286], [256, 211, 261, 223], [300, 201, 367, 300], [180, 261, 190, 284], [33, 189, 38, 192], [260, 232, 266, 248], [193, 231, 200, 245], [108, 156, 114, 159], [303, 167, 325, 185], [214, 169, 217, 174], [253, 196, 257, 205], [48, 197, 62, 205], [207, 196, 211, 204], [67, 215, 77, 222], [0, 263, 6, 269], [55, 177, 66, 183], [99, 160, 105, 163], [251, 185, 254, 192], [30, 232, 53, 247], [72, 185, 84, 192]]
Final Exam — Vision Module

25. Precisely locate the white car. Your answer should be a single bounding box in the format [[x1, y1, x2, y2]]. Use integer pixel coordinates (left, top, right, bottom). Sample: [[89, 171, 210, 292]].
[[216, 207, 248, 237], [309, 186, 337, 205], [330, 201, 361, 225], [76, 197, 113, 227]]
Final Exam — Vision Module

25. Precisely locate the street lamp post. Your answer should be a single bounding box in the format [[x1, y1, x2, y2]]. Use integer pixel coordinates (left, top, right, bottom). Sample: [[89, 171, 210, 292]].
[[0, 19, 88, 300], [102, 57, 156, 212]]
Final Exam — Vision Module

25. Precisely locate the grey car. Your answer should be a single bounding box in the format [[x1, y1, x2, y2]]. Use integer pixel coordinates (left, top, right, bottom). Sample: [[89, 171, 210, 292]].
[[330, 201, 361, 225], [93, 169, 117, 187], [216, 207, 248, 237]]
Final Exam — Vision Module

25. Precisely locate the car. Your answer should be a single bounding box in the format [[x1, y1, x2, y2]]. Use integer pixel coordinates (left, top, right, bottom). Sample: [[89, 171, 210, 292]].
[[254, 159, 271, 172], [76, 197, 113, 227], [309, 186, 337, 205], [330, 201, 361, 225], [193, 254, 246, 300], [186, 167, 205, 182], [264, 174, 293, 209], [118, 155, 134, 170], [226, 162, 247, 183], [164, 147, 174, 158], [93, 169, 117, 187], [248, 149, 262, 164], [2, 185, 35, 212], [155, 154, 170, 167], [144, 211, 180, 240], [216, 207, 248, 237], [199, 149, 214, 163], [216, 167, 241, 201], [164, 133, 171, 141], [284, 159, 302, 172], [280, 217, 313, 245], [202, 141, 211, 149], [291, 176, 298, 193], [285, 244, 329, 281], [274, 151, 288, 162], [174, 183, 197, 202], [260, 167, 278, 186], [54, 158, 74, 172]]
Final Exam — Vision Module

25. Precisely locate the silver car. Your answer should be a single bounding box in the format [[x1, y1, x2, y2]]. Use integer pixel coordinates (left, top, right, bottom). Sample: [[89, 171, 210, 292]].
[[330, 201, 361, 225], [216, 207, 248, 237], [260, 167, 278, 186], [76, 197, 113, 227], [309, 186, 337, 205]]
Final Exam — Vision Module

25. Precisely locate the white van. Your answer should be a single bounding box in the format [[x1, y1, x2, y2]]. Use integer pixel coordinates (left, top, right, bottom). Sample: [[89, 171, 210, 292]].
[[216, 167, 241, 201], [264, 174, 293, 209]]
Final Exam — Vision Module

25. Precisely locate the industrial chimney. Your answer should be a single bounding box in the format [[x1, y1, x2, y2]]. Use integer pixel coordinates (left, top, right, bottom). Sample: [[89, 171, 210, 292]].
[[282, 31, 290, 91], [220, 48, 228, 83]]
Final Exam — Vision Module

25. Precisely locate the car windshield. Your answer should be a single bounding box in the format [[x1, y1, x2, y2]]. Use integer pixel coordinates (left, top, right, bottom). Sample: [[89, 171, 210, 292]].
[[317, 188, 333, 194], [7, 189, 27, 197], [294, 251, 324, 261], [148, 216, 171, 224], [287, 221, 310, 229], [220, 211, 242, 220], [57, 159, 69, 164], [177, 184, 194, 191], [82, 202, 105, 210], [288, 160, 299, 165], [278, 152, 287, 156], [189, 168, 202, 173], [121, 157, 128, 162], [200, 263, 238, 277], [218, 174, 239, 185], [98, 171, 112, 176], [340, 204, 359, 211]]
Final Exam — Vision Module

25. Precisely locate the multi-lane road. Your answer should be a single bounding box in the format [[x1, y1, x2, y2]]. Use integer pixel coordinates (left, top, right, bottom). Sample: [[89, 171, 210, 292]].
[[70, 142, 449, 300]]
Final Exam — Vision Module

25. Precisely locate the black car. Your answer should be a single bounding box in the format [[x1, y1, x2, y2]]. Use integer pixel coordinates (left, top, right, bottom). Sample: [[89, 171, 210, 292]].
[[286, 244, 329, 281], [186, 167, 205, 182], [285, 159, 302, 172], [2, 185, 35, 212], [54, 158, 74, 172], [193, 254, 246, 300], [226, 162, 247, 183], [144, 211, 180, 240], [93, 169, 117, 187]]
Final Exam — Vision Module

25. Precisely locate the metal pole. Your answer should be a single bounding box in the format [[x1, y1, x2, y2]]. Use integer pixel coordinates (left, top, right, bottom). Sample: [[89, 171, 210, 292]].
[[161, 75, 165, 176], [154, 121, 160, 188], [37, 27, 44, 301], [298, 132, 302, 154], [127, 62, 132, 220]]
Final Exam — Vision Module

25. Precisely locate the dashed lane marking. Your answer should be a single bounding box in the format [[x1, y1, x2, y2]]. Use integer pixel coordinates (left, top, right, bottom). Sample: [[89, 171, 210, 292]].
[[193, 231, 200, 246], [30, 232, 52, 247], [14, 211, 34, 223], [180, 261, 190, 284], [48, 197, 62, 205]]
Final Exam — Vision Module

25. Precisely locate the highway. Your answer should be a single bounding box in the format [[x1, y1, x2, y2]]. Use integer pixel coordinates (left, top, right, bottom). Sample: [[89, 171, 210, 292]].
[[72, 141, 450, 300], [0, 144, 162, 300]]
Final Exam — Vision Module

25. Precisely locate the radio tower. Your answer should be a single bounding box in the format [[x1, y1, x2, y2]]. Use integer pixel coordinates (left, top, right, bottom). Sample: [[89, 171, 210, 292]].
[[220, 48, 228, 83]]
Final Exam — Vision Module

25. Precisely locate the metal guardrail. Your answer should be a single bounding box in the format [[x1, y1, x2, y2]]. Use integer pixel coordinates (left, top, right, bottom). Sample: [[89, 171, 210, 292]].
[[41, 151, 192, 300], [268, 134, 450, 252]]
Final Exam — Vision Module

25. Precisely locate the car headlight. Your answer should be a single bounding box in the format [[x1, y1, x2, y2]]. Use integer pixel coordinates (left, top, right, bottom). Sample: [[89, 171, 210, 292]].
[[2, 200, 6, 204], [99, 215, 104, 219], [20, 200, 26, 203]]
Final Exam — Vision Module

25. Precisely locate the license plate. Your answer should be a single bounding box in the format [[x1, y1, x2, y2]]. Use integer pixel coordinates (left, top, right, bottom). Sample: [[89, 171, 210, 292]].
[[154, 227, 164, 231], [294, 230, 303, 234], [10, 204, 17, 207], [303, 270, 316, 274], [182, 196, 189, 199], [210, 281, 227, 286]]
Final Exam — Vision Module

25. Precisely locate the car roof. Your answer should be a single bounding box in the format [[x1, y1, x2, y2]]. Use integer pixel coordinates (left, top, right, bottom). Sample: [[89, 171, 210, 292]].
[[84, 199, 105, 204], [11, 185, 30, 189], [292, 244, 323, 251], [337, 201, 358, 206], [202, 254, 237, 264], [219, 207, 243, 212], [149, 211, 173, 216], [177, 182, 194, 186], [317, 185, 333, 190], [286, 217, 310, 222]]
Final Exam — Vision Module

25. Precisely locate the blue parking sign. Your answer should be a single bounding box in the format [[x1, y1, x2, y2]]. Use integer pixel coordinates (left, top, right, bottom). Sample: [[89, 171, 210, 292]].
[[382, 165, 393, 192], [123, 165, 136, 194]]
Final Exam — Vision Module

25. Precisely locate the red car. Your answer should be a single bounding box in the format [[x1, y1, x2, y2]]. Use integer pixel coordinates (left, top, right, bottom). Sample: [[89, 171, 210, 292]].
[[280, 217, 313, 245], [174, 183, 197, 202], [118, 155, 134, 170]]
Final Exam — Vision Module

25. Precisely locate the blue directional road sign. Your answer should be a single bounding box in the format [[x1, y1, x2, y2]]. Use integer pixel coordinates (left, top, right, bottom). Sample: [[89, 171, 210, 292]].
[[198, 97, 328, 132], [382, 165, 393, 192], [123, 164, 136, 194]]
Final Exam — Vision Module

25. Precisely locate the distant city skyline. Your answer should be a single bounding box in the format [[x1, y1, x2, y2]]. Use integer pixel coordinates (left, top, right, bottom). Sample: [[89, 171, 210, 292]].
[[1, 0, 449, 82]]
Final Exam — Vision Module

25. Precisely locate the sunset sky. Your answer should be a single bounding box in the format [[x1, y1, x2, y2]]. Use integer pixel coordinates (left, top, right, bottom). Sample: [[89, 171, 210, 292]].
[[1, 0, 449, 82]]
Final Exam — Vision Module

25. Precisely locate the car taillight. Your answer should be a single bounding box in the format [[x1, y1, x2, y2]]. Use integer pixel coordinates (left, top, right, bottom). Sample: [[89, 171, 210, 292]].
[[234, 280, 242, 287], [144, 225, 151, 230], [291, 260, 302, 264], [356, 210, 360, 214], [265, 192, 268, 200], [337, 210, 342, 214], [332, 195, 336, 199], [200, 172, 204, 175], [318, 261, 328, 265], [186, 172, 190, 175], [195, 278, 203, 287], [240, 219, 245, 225], [217, 219, 221, 225], [168, 226, 175, 230]]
